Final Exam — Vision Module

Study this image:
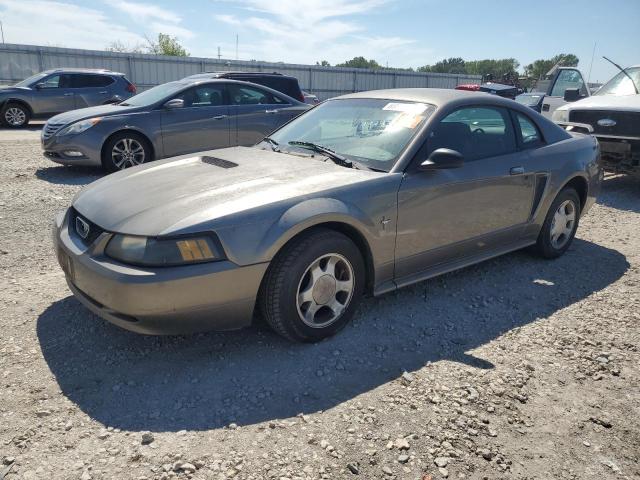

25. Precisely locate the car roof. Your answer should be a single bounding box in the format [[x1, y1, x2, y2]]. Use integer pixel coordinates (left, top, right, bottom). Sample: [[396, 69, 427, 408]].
[[185, 71, 294, 80], [337, 88, 498, 107], [170, 78, 305, 104], [43, 68, 125, 75]]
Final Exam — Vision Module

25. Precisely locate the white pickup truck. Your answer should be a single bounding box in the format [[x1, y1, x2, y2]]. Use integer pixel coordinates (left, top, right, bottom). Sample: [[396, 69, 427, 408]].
[[553, 64, 640, 175]]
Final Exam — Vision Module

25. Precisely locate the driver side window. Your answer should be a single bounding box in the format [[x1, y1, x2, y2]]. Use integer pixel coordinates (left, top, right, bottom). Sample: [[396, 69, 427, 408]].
[[551, 69, 587, 97], [40, 74, 71, 89], [429, 106, 516, 161]]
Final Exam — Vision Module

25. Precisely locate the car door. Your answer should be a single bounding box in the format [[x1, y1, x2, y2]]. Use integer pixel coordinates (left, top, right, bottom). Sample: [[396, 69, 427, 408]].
[[541, 68, 588, 118], [394, 106, 535, 280], [31, 74, 75, 115], [71, 74, 114, 108], [228, 84, 288, 145], [160, 83, 231, 158]]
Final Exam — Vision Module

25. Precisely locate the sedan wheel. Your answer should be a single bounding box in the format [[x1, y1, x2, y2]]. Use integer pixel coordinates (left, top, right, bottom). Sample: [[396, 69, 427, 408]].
[[296, 253, 355, 328], [549, 200, 576, 249], [112, 138, 146, 169], [535, 187, 580, 258], [260, 229, 365, 342]]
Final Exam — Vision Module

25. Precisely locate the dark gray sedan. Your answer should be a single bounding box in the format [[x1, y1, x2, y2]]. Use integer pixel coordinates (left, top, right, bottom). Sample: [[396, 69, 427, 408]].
[[53, 89, 601, 342], [42, 79, 309, 171]]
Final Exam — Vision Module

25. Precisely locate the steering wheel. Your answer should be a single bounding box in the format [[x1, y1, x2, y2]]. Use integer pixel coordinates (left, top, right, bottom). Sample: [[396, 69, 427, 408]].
[[473, 128, 485, 135]]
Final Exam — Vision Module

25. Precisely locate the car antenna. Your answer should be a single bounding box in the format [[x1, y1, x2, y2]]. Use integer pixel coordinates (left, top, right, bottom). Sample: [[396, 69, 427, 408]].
[[602, 56, 639, 94]]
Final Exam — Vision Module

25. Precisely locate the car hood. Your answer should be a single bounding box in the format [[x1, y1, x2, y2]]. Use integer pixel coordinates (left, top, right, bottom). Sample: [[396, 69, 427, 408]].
[[49, 104, 144, 125], [0, 86, 29, 95], [561, 94, 640, 112], [73, 146, 382, 236]]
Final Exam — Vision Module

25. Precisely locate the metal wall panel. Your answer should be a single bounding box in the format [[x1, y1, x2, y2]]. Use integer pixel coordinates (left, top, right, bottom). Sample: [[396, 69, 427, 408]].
[[0, 43, 481, 99]]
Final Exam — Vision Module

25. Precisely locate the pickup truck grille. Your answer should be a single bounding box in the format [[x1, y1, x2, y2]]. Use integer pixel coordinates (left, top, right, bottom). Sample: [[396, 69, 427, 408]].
[[569, 110, 640, 138], [42, 121, 66, 140]]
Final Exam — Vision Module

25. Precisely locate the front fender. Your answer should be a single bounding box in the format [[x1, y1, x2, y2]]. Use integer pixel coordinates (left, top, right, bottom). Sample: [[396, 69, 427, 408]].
[[258, 197, 377, 261]]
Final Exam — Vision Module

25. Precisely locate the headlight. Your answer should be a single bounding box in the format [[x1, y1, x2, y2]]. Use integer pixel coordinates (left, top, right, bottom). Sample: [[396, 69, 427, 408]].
[[552, 109, 569, 123], [105, 234, 224, 267], [57, 117, 102, 136]]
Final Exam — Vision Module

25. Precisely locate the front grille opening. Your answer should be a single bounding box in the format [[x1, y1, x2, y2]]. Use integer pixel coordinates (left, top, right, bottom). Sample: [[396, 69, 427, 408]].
[[69, 207, 105, 246], [201, 156, 238, 169]]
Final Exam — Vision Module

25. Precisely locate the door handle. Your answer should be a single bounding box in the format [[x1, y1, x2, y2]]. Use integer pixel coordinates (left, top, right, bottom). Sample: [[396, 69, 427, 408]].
[[99, 91, 108, 94], [212, 115, 228, 120], [63, 93, 74, 96], [265, 109, 279, 114], [510, 166, 525, 175]]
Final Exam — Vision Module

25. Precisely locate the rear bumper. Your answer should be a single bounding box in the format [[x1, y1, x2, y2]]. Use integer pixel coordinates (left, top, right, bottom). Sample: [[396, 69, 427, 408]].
[[53, 210, 268, 335]]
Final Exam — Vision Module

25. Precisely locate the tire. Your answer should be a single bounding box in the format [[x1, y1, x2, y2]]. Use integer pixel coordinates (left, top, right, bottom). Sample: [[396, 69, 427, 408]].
[[260, 229, 365, 342], [1, 102, 30, 128], [101, 132, 152, 172], [534, 187, 581, 259]]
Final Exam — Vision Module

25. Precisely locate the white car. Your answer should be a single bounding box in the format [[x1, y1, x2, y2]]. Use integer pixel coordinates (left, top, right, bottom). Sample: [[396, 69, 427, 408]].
[[553, 65, 640, 174]]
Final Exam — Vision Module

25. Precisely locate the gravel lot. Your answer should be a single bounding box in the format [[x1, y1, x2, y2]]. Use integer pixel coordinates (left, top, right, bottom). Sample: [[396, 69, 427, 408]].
[[0, 127, 638, 480]]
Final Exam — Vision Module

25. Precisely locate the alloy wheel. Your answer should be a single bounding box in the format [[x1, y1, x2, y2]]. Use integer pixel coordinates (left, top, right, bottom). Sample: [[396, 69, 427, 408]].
[[550, 199, 576, 249], [5, 107, 26, 126], [111, 138, 145, 169], [296, 253, 355, 328]]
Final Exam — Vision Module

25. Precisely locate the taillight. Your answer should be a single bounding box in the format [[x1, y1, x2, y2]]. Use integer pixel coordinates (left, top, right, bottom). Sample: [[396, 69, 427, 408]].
[[126, 83, 137, 94], [298, 92, 305, 102]]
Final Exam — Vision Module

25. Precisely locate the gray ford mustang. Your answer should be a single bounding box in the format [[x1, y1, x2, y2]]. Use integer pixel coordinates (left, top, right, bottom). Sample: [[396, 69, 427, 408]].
[[53, 88, 602, 342]]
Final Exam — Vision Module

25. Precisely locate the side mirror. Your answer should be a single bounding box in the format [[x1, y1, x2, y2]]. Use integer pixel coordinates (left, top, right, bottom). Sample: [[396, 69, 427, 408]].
[[563, 88, 582, 102], [419, 148, 464, 171], [163, 98, 184, 109], [34, 82, 46, 90]]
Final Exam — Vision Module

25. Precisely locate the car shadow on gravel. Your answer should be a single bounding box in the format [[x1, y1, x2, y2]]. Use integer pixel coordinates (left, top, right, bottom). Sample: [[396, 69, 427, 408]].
[[35, 166, 103, 185], [598, 174, 640, 213], [36, 238, 628, 433]]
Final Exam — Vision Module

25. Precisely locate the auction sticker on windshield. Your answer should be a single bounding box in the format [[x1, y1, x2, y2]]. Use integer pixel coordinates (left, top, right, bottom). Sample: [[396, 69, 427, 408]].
[[383, 102, 428, 114]]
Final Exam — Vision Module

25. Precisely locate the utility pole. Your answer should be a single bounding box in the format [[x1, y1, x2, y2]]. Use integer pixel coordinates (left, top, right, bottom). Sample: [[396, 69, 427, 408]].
[[235, 34, 238, 61], [217, 46, 221, 60], [0, 20, 5, 44]]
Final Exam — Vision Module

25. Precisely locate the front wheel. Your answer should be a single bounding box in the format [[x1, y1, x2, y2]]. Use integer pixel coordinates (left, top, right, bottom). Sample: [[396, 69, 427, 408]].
[[259, 229, 365, 342], [534, 188, 581, 258], [1, 102, 30, 128], [102, 132, 152, 172]]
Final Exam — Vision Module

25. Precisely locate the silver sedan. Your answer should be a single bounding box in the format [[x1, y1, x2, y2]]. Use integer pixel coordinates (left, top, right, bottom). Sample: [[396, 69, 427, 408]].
[[53, 88, 602, 342]]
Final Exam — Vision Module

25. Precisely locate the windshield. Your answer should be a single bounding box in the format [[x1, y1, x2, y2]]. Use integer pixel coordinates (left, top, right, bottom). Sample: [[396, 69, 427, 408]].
[[267, 98, 435, 171], [13, 72, 48, 88], [515, 94, 542, 106], [595, 67, 640, 96], [121, 81, 185, 106]]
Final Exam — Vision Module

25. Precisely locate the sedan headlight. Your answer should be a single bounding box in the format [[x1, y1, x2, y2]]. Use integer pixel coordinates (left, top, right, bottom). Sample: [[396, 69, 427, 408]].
[[57, 117, 102, 136], [105, 234, 224, 267], [552, 108, 569, 123]]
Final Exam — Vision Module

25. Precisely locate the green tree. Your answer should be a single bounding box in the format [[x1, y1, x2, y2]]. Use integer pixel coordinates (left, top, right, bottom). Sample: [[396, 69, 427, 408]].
[[525, 53, 579, 79], [465, 58, 519, 80], [106, 40, 145, 54], [417, 57, 466, 74], [145, 33, 190, 57], [336, 56, 382, 69], [316, 60, 331, 67]]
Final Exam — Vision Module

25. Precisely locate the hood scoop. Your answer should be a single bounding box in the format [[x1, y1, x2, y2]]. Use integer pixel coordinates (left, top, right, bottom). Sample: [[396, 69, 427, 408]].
[[201, 156, 238, 169]]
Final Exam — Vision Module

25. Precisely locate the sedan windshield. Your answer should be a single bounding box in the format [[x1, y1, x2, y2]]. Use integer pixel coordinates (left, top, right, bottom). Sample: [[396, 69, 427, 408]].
[[120, 81, 185, 107], [595, 67, 640, 96], [267, 98, 435, 171], [14, 72, 48, 88]]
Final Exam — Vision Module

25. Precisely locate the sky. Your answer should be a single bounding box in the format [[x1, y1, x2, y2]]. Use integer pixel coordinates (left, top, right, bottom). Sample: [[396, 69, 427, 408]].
[[0, 0, 638, 83]]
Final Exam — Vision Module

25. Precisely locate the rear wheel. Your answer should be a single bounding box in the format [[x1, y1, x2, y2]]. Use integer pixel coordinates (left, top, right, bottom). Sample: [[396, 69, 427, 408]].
[[260, 229, 365, 342], [1, 102, 30, 128], [102, 132, 152, 172], [534, 188, 581, 258]]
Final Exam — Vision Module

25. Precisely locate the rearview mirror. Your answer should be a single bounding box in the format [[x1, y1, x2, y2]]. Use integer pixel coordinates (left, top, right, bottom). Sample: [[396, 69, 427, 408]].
[[563, 88, 582, 102], [163, 98, 184, 109], [34, 82, 46, 90], [419, 148, 464, 170]]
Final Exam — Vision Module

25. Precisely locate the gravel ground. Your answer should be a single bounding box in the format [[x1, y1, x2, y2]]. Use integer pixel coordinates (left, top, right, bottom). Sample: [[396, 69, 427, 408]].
[[0, 128, 638, 480]]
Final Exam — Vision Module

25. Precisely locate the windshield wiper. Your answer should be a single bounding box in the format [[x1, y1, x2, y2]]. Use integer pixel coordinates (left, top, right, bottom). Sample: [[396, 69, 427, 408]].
[[119, 102, 131, 106], [288, 141, 353, 168], [603, 56, 639, 94], [263, 137, 280, 152]]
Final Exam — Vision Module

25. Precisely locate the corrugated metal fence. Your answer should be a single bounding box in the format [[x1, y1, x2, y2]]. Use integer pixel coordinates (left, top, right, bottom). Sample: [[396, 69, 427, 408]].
[[0, 43, 481, 100]]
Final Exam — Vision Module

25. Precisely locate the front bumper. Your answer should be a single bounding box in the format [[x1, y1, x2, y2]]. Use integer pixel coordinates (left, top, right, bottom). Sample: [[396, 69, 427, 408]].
[[42, 132, 103, 167], [53, 210, 269, 334]]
